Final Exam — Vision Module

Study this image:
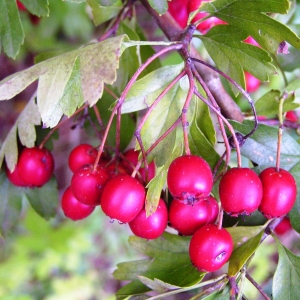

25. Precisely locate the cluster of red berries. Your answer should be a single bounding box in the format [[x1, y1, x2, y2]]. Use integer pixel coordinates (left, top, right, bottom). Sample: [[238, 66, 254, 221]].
[[5, 146, 54, 188], [5, 145, 297, 273], [168, 0, 261, 93]]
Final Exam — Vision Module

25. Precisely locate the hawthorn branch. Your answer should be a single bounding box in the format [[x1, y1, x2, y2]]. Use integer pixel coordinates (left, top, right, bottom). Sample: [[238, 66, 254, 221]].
[[139, 0, 244, 122]]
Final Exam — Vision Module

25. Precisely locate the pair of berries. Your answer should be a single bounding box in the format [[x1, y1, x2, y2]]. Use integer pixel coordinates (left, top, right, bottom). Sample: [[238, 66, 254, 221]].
[[219, 167, 297, 219]]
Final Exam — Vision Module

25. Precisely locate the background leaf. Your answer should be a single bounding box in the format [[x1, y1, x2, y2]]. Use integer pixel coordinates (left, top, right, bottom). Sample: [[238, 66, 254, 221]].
[[0, 174, 23, 237], [114, 232, 204, 299], [0, 35, 126, 128], [0, 0, 24, 58], [148, 0, 168, 15], [273, 236, 300, 300], [255, 90, 300, 116], [23, 177, 59, 220], [0, 97, 41, 171]]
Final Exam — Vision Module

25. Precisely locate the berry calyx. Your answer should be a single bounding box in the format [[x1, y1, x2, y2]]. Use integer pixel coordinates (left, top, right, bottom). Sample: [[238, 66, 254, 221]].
[[71, 164, 110, 206], [61, 186, 95, 221], [18, 146, 55, 187], [169, 196, 219, 236], [189, 224, 233, 272], [219, 167, 263, 216], [68, 144, 98, 173], [101, 174, 146, 223], [167, 155, 213, 201], [129, 198, 168, 239], [259, 167, 297, 218]]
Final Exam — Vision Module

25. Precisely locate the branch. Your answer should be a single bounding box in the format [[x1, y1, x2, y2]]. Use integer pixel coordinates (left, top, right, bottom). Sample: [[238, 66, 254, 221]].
[[138, 0, 244, 122]]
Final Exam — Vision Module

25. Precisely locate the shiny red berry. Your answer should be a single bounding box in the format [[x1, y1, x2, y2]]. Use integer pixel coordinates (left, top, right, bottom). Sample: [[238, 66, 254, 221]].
[[101, 174, 146, 223], [129, 199, 168, 239], [169, 196, 219, 236], [68, 144, 98, 173], [71, 164, 110, 206], [219, 167, 263, 216], [61, 186, 95, 221], [18, 147, 55, 187], [189, 224, 233, 272], [259, 167, 297, 218], [167, 155, 213, 201]]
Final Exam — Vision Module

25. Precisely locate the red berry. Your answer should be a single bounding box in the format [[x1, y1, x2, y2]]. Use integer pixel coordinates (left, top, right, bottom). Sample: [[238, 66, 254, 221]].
[[274, 217, 292, 235], [71, 164, 110, 206], [188, 0, 226, 34], [286, 111, 298, 122], [68, 144, 98, 173], [18, 147, 55, 187], [129, 199, 168, 239], [259, 167, 297, 218], [219, 167, 263, 216], [5, 164, 27, 187], [245, 72, 261, 93], [16, 0, 26, 11], [169, 196, 219, 236], [123, 149, 156, 183], [61, 186, 95, 221], [102, 160, 129, 178], [101, 174, 146, 223], [167, 155, 213, 201], [168, 0, 189, 28], [189, 224, 233, 272]]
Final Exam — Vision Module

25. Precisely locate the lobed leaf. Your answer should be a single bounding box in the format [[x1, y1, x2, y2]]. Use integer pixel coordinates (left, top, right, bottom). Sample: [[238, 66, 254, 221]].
[[255, 89, 300, 116], [289, 162, 300, 233], [228, 230, 264, 276], [273, 236, 300, 300], [23, 177, 59, 220], [0, 97, 41, 171], [148, 0, 168, 15], [0, 0, 24, 58], [0, 35, 127, 128], [114, 232, 204, 299], [19, 0, 49, 17], [201, 0, 300, 53], [0, 174, 23, 237], [230, 120, 300, 170]]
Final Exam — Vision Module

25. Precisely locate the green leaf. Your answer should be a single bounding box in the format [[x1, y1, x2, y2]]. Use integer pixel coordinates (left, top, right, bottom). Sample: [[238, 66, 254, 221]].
[[86, 0, 122, 26], [137, 276, 180, 293], [202, 0, 300, 53], [200, 25, 276, 95], [23, 177, 58, 220], [0, 35, 126, 128], [201, 285, 230, 300], [189, 98, 221, 170], [98, 0, 118, 6], [255, 89, 300, 116], [0, 97, 41, 171], [122, 63, 184, 113], [0, 174, 23, 237], [145, 143, 183, 216], [226, 225, 266, 249], [273, 236, 300, 300], [0, 0, 24, 58], [230, 120, 300, 170], [114, 232, 204, 299], [19, 0, 49, 17], [148, 0, 168, 15], [228, 229, 264, 276], [288, 162, 300, 233]]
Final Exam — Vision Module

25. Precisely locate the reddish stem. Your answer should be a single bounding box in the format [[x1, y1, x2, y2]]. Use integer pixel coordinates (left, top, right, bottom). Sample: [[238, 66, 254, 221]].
[[92, 43, 183, 171], [39, 103, 89, 149]]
